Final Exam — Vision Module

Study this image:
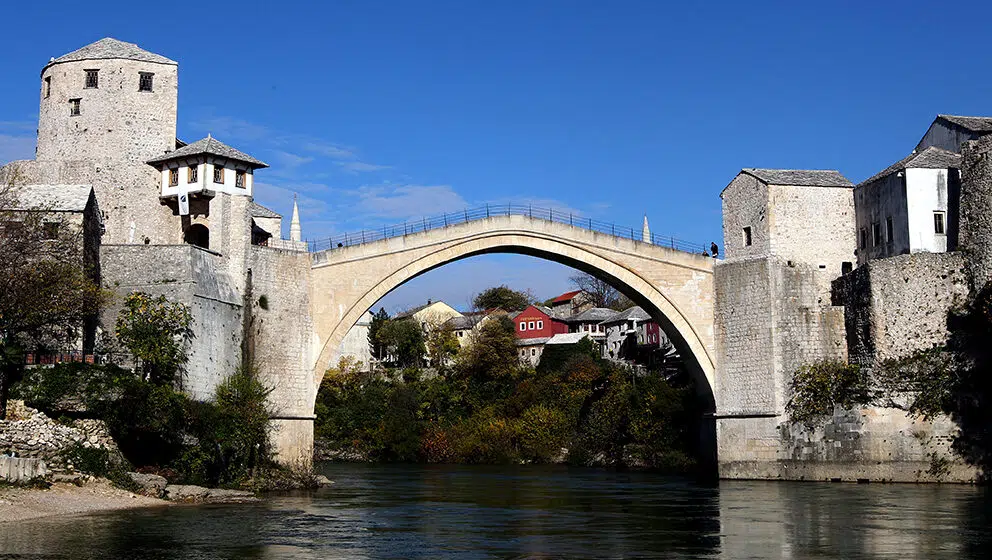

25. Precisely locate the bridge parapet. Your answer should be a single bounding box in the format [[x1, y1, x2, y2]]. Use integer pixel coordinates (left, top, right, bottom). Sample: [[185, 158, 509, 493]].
[[307, 204, 707, 254]]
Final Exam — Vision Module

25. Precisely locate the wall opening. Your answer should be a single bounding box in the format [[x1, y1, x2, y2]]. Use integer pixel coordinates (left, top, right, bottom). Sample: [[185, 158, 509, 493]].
[[184, 223, 209, 249]]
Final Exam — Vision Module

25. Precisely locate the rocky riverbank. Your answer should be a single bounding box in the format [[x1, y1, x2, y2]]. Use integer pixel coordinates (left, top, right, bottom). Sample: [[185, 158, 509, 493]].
[[0, 479, 168, 523]]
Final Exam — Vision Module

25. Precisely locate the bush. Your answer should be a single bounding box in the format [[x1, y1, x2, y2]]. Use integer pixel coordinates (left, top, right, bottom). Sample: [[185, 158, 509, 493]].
[[786, 360, 871, 428]]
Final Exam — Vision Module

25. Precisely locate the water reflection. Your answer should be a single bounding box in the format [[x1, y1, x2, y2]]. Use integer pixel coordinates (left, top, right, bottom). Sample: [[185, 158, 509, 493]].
[[0, 464, 989, 559]]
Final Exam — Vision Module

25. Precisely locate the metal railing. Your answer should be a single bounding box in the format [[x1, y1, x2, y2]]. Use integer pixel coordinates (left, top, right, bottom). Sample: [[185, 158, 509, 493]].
[[307, 203, 708, 254]]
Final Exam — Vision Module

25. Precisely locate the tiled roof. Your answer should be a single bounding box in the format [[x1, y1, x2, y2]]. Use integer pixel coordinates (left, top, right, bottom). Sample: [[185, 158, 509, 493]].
[[551, 290, 582, 303], [444, 316, 476, 330], [858, 147, 961, 187], [8, 184, 93, 212], [146, 136, 268, 168], [601, 306, 651, 324], [517, 337, 550, 346], [250, 202, 281, 219], [742, 169, 853, 188], [535, 305, 554, 316], [566, 307, 618, 323], [938, 115, 992, 133], [50, 38, 176, 66]]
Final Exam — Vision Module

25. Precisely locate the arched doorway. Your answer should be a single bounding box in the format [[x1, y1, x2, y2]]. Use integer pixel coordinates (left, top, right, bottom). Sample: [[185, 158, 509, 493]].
[[184, 223, 209, 249]]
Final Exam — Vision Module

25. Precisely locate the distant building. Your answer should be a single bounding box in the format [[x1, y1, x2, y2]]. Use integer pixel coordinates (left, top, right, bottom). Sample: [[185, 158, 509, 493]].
[[854, 147, 961, 264], [512, 305, 568, 339], [916, 114, 992, 154], [548, 290, 593, 319], [338, 310, 374, 370], [444, 308, 507, 346], [394, 300, 463, 332], [601, 306, 668, 364], [563, 307, 615, 355], [517, 336, 549, 366]]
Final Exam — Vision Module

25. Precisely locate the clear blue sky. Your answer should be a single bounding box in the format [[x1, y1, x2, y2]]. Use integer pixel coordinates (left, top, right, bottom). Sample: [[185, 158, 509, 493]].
[[3, 1, 992, 313]]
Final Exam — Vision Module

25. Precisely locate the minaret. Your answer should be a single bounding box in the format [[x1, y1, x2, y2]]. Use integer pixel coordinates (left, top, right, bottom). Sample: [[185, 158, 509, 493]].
[[290, 194, 302, 242], [642, 215, 651, 244]]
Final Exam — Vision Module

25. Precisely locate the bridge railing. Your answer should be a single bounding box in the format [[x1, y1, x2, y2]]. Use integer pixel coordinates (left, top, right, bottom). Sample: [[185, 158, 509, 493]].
[[307, 203, 708, 254]]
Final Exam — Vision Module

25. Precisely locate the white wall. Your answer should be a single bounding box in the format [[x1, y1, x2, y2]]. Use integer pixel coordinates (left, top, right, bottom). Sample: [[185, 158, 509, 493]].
[[159, 157, 255, 198], [905, 168, 950, 254]]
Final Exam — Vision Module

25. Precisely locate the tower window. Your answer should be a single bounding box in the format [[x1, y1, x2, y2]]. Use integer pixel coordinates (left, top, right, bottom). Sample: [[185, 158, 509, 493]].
[[742, 226, 752, 246], [69, 98, 81, 116], [213, 165, 224, 184], [138, 72, 154, 92], [871, 222, 882, 247], [84, 69, 98, 89], [886, 217, 893, 244], [169, 169, 179, 186], [188, 165, 198, 183], [859, 227, 868, 249], [44, 76, 51, 98], [934, 211, 946, 235], [235, 170, 246, 189]]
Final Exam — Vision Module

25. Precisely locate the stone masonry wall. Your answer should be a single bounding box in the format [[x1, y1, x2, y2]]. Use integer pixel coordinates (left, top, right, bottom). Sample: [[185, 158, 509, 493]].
[[721, 173, 771, 260], [960, 134, 992, 291], [766, 183, 857, 280], [834, 252, 968, 367]]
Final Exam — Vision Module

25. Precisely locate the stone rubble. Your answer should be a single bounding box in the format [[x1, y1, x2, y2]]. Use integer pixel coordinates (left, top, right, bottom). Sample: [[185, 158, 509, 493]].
[[0, 400, 117, 469]]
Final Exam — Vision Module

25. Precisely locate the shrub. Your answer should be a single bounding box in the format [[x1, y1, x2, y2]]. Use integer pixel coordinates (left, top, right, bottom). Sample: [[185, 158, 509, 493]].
[[115, 292, 194, 386], [786, 360, 871, 428]]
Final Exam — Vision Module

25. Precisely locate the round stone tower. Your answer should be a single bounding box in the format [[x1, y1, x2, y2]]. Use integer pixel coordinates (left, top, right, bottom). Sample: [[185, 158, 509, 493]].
[[34, 38, 181, 244]]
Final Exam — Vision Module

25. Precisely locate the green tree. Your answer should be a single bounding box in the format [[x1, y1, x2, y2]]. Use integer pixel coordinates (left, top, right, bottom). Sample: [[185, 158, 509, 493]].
[[377, 318, 426, 368], [425, 320, 460, 369], [115, 292, 194, 386], [367, 307, 389, 362], [0, 168, 107, 417], [473, 285, 533, 312]]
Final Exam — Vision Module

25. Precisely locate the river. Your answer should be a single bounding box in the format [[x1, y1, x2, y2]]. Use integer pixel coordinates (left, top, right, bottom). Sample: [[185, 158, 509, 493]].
[[1, 463, 990, 559]]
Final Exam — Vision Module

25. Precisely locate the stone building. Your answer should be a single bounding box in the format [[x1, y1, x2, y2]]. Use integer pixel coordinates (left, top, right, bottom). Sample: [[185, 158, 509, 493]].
[[915, 114, 992, 153]]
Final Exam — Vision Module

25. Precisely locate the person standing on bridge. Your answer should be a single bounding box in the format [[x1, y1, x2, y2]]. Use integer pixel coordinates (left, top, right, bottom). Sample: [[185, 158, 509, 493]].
[[710, 242, 719, 258]]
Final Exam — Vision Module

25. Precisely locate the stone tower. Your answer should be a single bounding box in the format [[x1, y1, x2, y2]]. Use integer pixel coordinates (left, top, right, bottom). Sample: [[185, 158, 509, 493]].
[[34, 38, 180, 244]]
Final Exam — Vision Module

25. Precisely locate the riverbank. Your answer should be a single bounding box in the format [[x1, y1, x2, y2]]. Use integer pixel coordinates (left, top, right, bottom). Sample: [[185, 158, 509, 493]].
[[0, 479, 169, 523]]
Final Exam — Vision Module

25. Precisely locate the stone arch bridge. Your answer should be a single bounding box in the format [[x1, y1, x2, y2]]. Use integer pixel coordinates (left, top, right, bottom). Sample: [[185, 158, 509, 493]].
[[253, 207, 716, 461]]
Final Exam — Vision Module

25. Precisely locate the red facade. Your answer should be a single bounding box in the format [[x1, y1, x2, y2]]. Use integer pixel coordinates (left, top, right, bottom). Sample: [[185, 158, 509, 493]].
[[513, 305, 568, 338]]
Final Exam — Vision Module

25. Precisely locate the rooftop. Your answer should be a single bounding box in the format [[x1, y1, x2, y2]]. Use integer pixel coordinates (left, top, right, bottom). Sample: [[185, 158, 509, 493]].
[[566, 307, 618, 323], [601, 306, 652, 324], [49, 38, 176, 67], [517, 337, 551, 346], [6, 184, 94, 212], [546, 332, 592, 345], [937, 114, 992, 134], [250, 202, 281, 219], [146, 136, 268, 168], [858, 146, 961, 187], [741, 169, 853, 188], [551, 290, 583, 304]]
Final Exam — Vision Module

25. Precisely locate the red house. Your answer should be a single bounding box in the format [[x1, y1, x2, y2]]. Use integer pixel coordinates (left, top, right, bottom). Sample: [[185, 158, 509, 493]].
[[512, 305, 568, 339]]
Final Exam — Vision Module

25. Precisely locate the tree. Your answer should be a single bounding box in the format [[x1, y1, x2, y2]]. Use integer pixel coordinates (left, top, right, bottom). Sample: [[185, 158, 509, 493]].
[[0, 166, 107, 417], [569, 273, 633, 311], [425, 320, 460, 370], [115, 292, 194, 387], [473, 285, 533, 312], [377, 318, 426, 368], [367, 307, 389, 363]]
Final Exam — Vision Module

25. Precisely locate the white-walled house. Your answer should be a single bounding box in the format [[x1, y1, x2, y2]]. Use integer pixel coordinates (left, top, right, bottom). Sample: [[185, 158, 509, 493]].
[[854, 147, 961, 264]]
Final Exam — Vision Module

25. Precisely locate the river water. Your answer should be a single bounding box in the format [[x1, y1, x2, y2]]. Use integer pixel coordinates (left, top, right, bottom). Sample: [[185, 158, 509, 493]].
[[1, 463, 990, 559]]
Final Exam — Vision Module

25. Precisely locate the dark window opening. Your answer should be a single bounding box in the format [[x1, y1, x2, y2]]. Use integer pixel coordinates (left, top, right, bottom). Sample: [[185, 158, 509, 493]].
[[235, 170, 246, 189], [69, 98, 81, 116], [213, 165, 224, 184], [184, 223, 209, 249], [742, 226, 752, 246], [934, 211, 946, 235], [169, 169, 179, 186], [44, 76, 51, 98], [859, 227, 868, 250], [886, 217, 893, 244], [84, 69, 98, 89], [188, 165, 198, 183], [138, 72, 154, 92], [871, 222, 882, 247]]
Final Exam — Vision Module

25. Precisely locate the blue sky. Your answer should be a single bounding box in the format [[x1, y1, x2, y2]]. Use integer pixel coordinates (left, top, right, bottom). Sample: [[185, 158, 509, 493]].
[[3, 1, 992, 313]]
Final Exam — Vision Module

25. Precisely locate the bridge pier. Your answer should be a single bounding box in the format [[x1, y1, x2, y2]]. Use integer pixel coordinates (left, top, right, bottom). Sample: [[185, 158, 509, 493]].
[[269, 416, 315, 466]]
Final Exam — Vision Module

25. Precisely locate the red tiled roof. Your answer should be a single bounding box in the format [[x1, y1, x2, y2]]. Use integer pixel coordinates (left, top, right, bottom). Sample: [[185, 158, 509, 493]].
[[551, 290, 582, 304]]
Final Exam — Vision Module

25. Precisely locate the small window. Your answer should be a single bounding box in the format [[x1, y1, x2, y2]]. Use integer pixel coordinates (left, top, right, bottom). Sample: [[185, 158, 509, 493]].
[[44, 76, 51, 98], [213, 165, 224, 184], [871, 222, 882, 247], [531, 349, 536, 357], [235, 170, 246, 189], [84, 69, 98, 89], [458, 331, 463, 338], [886, 217, 893, 244], [742, 226, 752, 247], [42, 222, 59, 240], [528, 321, 535, 330], [169, 169, 179, 186], [520, 322, 526, 332], [859, 227, 868, 250], [934, 212, 946, 235], [537, 320, 543, 330], [138, 72, 154, 92], [188, 165, 198, 183], [69, 98, 81, 116]]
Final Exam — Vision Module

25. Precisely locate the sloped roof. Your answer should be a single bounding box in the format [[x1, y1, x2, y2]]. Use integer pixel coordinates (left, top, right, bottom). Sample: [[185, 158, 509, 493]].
[[535, 305, 554, 316], [50, 38, 176, 67], [146, 136, 268, 168], [566, 307, 618, 323], [250, 202, 281, 219], [601, 306, 651, 324], [858, 146, 961, 187], [517, 337, 551, 346], [546, 332, 591, 345], [445, 316, 476, 330], [741, 169, 853, 188], [551, 290, 582, 303], [6, 184, 93, 212], [938, 114, 992, 133]]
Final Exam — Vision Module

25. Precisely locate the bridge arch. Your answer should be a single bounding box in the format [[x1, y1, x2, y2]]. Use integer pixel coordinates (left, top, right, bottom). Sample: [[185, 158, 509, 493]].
[[308, 215, 716, 405]]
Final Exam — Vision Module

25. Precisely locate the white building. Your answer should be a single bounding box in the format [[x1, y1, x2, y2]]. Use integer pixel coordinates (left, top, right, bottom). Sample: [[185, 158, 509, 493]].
[[854, 147, 961, 264], [337, 310, 374, 370]]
